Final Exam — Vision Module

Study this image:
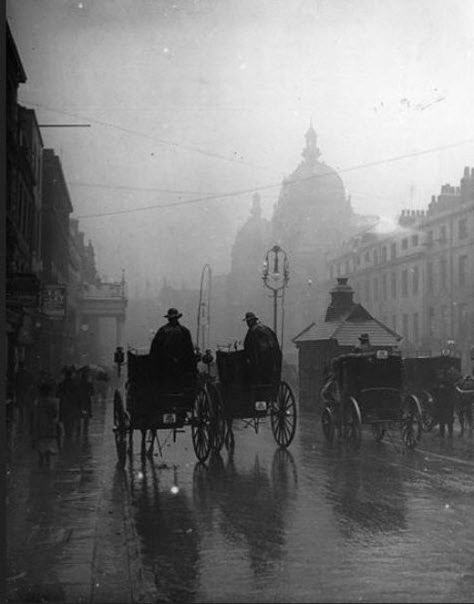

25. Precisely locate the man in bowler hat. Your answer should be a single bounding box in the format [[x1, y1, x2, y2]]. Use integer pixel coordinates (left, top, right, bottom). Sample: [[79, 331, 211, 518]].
[[149, 308, 197, 389], [243, 311, 282, 387]]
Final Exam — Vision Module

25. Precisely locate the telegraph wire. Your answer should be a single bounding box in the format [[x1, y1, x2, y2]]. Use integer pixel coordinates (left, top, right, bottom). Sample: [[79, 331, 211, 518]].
[[22, 100, 274, 172], [75, 137, 474, 219]]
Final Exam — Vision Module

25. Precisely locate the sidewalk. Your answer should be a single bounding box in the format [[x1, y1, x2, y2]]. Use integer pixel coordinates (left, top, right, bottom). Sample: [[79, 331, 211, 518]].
[[6, 396, 156, 604]]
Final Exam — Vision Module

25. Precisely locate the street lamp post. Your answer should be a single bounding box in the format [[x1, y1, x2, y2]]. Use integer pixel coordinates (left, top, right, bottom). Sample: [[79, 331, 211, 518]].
[[262, 245, 290, 345]]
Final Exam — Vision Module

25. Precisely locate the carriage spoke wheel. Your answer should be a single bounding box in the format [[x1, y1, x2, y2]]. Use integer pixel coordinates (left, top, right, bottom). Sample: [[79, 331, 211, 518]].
[[271, 381, 297, 448], [401, 395, 422, 449], [371, 423, 386, 442], [343, 397, 362, 447], [224, 421, 235, 453], [192, 388, 212, 463], [208, 384, 226, 453], [321, 406, 335, 443]]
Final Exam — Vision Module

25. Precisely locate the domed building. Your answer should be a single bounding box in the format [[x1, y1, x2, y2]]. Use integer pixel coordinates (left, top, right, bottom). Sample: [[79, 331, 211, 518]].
[[272, 122, 354, 275], [269, 124, 357, 363]]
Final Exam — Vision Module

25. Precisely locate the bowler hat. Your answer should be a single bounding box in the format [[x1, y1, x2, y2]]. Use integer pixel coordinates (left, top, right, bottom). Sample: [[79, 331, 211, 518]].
[[243, 311, 258, 322], [358, 333, 370, 342], [164, 308, 182, 319]]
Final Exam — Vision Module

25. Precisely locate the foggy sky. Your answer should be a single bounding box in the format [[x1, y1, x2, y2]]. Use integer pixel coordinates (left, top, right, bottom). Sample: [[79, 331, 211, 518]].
[[8, 0, 474, 296]]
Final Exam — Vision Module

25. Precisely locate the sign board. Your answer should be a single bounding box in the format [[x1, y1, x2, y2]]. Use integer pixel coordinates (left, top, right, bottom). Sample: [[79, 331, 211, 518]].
[[42, 285, 67, 318], [6, 273, 40, 308]]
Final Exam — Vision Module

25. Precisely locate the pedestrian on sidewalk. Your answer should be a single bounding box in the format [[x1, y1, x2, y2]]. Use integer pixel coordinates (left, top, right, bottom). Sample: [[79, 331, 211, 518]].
[[57, 366, 82, 440], [78, 367, 95, 432], [32, 379, 60, 467], [14, 361, 35, 431]]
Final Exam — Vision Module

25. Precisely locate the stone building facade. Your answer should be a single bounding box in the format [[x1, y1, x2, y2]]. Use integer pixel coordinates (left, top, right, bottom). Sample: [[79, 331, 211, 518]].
[[326, 167, 474, 370]]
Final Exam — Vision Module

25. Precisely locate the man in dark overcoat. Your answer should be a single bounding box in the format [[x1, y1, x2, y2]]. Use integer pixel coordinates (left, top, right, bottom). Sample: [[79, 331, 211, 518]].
[[149, 308, 197, 390], [243, 311, 282, 387]]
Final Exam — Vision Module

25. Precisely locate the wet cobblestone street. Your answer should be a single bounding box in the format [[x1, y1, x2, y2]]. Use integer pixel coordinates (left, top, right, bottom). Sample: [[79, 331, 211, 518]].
[[6, 396, 474, 603]]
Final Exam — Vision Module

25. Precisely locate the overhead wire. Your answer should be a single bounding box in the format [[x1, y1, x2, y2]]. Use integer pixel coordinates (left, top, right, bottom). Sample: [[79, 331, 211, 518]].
[[74, 137, 474, 219], [22, 100, 275, 172]]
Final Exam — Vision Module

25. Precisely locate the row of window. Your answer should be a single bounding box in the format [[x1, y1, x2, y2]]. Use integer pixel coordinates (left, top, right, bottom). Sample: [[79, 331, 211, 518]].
[[354, 266, 421, 302], [379, 303, 470, 344], [330, 217, 471, 278]]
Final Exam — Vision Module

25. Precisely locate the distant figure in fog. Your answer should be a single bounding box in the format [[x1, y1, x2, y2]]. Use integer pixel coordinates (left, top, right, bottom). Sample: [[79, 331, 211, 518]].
[[14, 361, 35, 429], [57, 366, 81, 439], [32, 380, 60, 467], [243, 311, 281, 387], [149, 308, 197, 390], [434, 365, 460, 438], [456, 369, 474, 437], [79, 368, 95, 430]]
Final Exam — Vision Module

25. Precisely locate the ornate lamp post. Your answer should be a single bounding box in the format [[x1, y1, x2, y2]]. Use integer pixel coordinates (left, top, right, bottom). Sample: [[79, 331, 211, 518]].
[[262, 245, 290, 344]]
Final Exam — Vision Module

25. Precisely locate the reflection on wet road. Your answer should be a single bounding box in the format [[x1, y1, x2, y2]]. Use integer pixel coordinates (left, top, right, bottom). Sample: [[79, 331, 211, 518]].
[[126, 409, 474, 603], [7, 401, 474, 603]]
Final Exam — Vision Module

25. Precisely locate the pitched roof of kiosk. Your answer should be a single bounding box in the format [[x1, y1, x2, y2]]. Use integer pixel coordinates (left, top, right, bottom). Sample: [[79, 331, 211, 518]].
[[293, 304, 402, 347]]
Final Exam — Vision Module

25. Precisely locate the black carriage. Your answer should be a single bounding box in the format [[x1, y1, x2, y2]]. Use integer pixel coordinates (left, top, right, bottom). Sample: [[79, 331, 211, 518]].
[[402, 355, 462, 432], [208, 348, 297, 451], [113, 350, 220, 463], [320, 349, 422, 449]]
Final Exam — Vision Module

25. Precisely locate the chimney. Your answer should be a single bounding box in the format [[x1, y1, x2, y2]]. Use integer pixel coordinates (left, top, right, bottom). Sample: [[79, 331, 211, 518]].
[[325, 277, 355, 322]]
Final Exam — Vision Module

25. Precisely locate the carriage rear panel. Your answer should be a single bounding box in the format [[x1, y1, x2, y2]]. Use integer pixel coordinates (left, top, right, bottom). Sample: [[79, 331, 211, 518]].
[[216, 349, 278, 419]]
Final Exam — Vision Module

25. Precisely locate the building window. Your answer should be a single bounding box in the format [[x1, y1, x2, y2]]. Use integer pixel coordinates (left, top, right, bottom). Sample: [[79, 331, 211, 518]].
[[364, 280, 370, 303], [373, 277, 379, 301], [411, 234, 419, 247], [458, 303, 467, 335], [373, 250, 379, 266], [337, 263, 342, 277], [459, 219, 468, 239], [439, 225, 447, 243], [402, 238, 408, 250], [382, 273, 387, 300], [381, 246, 387, 263], [403, 314, 409, 339], [428, 306, 435, 337], [329, 265, 334, 280], [427, 261, 433, 294], [392, 315, 397, 331], [365, 251, 370, 264], [413, 313, 419, 343], [412, 265, 419, 295], [426, 230, 433, 247], [345, 260, 350, 275], [440, 256, 447, 288], [459, 254, 468, 287], [402, 269, 408, 297], [391, 272, 397, 298], [390, 243, 397, 260], [441, 305, 449, 340]]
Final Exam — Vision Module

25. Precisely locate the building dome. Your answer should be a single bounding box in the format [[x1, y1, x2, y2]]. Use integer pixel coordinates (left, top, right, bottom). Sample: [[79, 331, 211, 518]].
[[272, 124, 352, 258]]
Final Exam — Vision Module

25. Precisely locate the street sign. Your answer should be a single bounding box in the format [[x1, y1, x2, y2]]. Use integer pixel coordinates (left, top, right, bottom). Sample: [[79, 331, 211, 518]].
[[42, 285, 67, 318]]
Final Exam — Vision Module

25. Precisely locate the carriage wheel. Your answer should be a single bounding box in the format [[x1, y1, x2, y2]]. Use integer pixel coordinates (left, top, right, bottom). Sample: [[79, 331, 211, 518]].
[[207, 383, 226, 454], [401, 394, 422, 449], [224, 420, 235, 453], [419, 391, 436, 432], [343, 397, 362, 447], [271, 381, 297, 448], [192, 388, 212, 463], [371, 423, 386, 442], [321, 406, 335, 443]]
